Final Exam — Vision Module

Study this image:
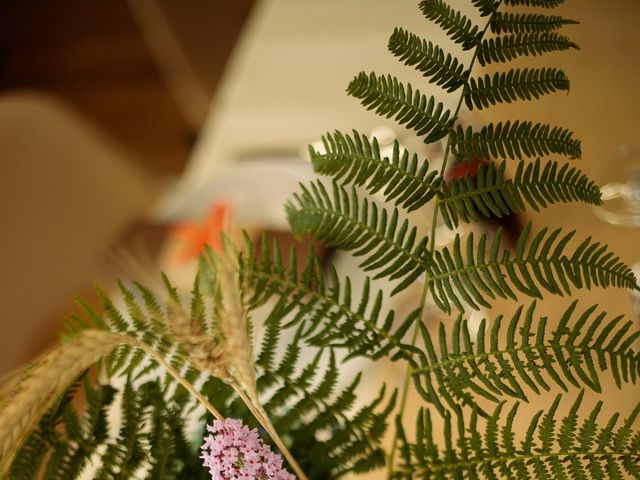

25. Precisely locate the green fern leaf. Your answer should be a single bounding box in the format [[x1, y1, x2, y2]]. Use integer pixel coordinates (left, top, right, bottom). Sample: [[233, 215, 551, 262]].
[[491, 12, 578, 35], [347, 72, 452, 143], [201, 310, 397, 479], [395, 396, 640, 479], [477, 32, 579, 66], [287, 180, 427, 294], [504, 0, 567, 7], [410, 301, 640, 415], [66, 275, 211, 394], [450, 121, 581, 160], [309, 130, 441, 212], [425, 223, 639, 313], [244, 236, 419, 362], [471, 0, 501, 17], [464, 68, 570, 110], [439, 159, 602, 228], [419, 0, 481, 50], [388, 28, 468, 92]]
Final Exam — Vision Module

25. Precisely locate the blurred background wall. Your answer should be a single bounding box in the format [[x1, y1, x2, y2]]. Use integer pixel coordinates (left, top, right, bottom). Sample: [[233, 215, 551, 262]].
[[0, 0, 254, 376]]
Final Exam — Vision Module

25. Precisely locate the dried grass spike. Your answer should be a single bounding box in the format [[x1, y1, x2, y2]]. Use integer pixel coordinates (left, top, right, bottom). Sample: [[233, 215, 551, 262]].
[[0, 330, 124, 476]]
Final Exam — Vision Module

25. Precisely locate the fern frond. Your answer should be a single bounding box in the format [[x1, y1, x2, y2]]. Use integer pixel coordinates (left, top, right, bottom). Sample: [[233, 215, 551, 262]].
[[504, 0, 567, 7], [388, 28, 468, 92], [287, 180, 427, 294], [309, 130, 440, 212], [244, 236, 419, 362], [471, 0, 500, 17], [69, 274, 223, 393], [410, 301, 640, 416], [464, 68, 570, 110], [491, 12, 578, 35], [425, 223, 639, 313], [450, 121, 581, 160], [439, 159, 602, 228], [347, 72, 452, 143], [94, 381, 150, 479], [10, 377, 209, 480], [477, 32, 578, 66], [202, 313, 397, 479], [418, 0, 481, 50], [395, 395, 640, 479]]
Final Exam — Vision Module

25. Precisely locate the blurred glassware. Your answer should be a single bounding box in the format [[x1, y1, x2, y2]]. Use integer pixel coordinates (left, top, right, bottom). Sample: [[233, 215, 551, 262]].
[[592, 146, 640, 323], [593, 146, 640, 227]]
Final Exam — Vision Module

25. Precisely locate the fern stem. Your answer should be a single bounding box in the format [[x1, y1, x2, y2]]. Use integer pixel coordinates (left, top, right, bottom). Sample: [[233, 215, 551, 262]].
[[386, 4, 503, 477], [232, 384, 310, 480], [126, 338, 224, 420]]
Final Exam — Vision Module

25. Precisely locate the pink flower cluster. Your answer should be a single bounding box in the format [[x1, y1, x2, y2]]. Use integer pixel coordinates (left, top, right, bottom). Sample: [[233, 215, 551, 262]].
[[201, 418, 296, 480]]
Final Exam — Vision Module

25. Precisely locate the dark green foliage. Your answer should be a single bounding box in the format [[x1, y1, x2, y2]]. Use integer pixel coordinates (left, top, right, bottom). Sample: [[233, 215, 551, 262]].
[[476, 32, 579, 66], [439, 159, 602, 228], [504, 0, 566, 7], [410, 301, 640, 415], [94, 382, 156, 479], [65, 277, 207, 393], [347, 72, 451, 143], [200, 310, 397, 479], [243, 235, 419, 362], [394, 395, 640, 479], [419, 0, 481, 50], [309, 130, 441, 212], [388, 28, 468, 92], [425, 223, 639, 313], [471, 0, 500, 17], [9, 380, 97, 480], [287, 180, 427, 295], [8, 1, 640, 479], [9, 378, 198, 480], [450, 121, 581, 161], [490, 12, 578, 35], [464, 68, 570, 110]]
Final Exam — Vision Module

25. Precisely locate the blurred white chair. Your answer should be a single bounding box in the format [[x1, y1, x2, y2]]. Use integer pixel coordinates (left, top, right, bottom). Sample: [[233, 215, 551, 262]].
[[0, 91, 157, 376]]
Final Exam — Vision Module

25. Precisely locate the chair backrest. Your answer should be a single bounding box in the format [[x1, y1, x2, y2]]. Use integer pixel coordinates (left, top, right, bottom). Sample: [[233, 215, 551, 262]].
[[0, 92, 155, 376]]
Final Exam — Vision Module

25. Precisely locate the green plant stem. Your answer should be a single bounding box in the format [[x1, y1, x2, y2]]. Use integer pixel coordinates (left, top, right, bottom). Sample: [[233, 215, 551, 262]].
[[128, 338, 225, 420], [232, 384, 310, 480], [385, 5, 502, 477]]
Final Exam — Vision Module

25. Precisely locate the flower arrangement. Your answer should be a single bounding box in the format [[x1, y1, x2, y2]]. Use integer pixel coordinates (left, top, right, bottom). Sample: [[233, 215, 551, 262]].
[[1, 1, 639, 479]]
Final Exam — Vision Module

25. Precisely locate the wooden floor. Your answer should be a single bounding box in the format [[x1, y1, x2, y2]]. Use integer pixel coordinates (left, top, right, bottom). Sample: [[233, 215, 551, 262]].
[[0, 0, 254, 177]]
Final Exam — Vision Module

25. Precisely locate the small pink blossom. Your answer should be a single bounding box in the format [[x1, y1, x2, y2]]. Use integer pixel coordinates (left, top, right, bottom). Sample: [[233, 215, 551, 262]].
[[201, 418, 296, 480]]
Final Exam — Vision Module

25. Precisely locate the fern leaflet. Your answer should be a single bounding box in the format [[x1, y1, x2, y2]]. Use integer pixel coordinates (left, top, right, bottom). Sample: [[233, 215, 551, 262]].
[[410, 301, 640, 415], [464, 68, 570, 110], [477, 32, 579, 66], [395, 394, 640, 479], [425, 223, 639, 313], [490, 12, 578, 35], [504, 0, 567, 7], [287, 180, 428, 294], [450, 121, 581, 160], [419, 0, 481, 50], [439, 159, 602, 228], [388, 28, 468, 92], [309, 130, 440, 212], [347, 72, 452, 143], [242, 235, 419, 361]]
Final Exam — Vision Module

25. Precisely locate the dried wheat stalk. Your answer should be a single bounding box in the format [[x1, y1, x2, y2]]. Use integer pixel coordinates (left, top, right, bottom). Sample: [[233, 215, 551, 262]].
[[0, 330, 124, 476]]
